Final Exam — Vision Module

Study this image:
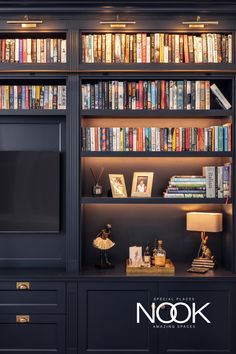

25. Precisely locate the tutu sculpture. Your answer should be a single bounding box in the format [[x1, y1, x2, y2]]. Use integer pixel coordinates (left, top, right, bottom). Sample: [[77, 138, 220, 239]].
[[93, 224, 115, 269]]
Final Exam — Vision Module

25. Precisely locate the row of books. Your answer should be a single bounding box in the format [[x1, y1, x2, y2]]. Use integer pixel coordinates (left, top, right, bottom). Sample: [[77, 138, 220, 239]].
[[164, 164, 231, 198], [0, 38, 67, 63], [81, 124, 232, 152], [82, 33, 232, 64], [81, 81, 231, 111], [0, 85, 66, 110]]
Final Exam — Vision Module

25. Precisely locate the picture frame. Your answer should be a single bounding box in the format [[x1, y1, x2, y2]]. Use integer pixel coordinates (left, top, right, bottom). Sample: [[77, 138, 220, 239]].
[[131, 172, 154, 197], [109, 174, 128, 198]]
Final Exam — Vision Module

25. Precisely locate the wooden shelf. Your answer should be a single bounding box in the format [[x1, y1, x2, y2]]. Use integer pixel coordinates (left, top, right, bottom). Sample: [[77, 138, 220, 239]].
[[79, 262, 236, 279], [0, 109, 66, 116], [81, 109, 232, 118], [81, 151, 232, 158], [81, 197, 231, 205]]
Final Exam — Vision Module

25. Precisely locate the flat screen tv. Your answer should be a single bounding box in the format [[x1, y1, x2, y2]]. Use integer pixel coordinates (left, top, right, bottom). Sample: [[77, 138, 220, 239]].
[[0, 151, 60, 232]]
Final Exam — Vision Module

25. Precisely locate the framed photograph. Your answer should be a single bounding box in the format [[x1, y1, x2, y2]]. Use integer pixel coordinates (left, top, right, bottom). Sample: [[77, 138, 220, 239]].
[[129, 246, 143, 267], [109, 174, 127, 198], [131, 172, 154, 197]]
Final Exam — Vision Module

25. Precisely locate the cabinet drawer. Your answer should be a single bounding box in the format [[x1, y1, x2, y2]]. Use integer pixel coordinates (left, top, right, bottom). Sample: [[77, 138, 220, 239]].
[[0, 282, 65, 313], [0, 314, 65, 354]]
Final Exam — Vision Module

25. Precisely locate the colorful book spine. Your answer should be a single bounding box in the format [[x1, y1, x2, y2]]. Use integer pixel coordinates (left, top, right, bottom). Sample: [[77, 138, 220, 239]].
[[164, 164, 231, 199], [202, 164, 232, 198], [82, 32, 233, 64], [0, 38, 67, 63], [210, 83, 232, 110], [81, 80, 217, 111], [81, 124, 231, 152], [0, 85, 66, 110]]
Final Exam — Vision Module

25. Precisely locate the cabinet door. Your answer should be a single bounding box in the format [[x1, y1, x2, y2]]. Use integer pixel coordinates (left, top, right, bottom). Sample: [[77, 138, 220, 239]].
[[78, 281, 157, 354], [0, 314, 65, 354], [158, 282, 236, 354]]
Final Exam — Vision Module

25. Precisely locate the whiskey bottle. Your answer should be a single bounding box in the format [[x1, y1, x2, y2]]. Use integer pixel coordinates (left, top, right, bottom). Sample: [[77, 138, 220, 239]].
[[154, 240, 166, 267], [144, 244, 151, 266]]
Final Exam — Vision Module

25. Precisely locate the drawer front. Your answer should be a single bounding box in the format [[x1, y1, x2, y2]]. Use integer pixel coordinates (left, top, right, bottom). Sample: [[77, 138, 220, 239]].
[[0, 282, 65, 313], [0, 314, 65, 354]]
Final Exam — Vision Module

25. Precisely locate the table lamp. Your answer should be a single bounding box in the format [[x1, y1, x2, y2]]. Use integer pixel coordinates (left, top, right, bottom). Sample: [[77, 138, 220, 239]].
[[186, 212, 223, 269]]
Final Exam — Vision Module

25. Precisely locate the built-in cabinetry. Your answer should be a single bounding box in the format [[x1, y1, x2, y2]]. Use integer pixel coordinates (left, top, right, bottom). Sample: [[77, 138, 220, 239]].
[[0, 1, 235, 353], [78, 279, 236, 354]]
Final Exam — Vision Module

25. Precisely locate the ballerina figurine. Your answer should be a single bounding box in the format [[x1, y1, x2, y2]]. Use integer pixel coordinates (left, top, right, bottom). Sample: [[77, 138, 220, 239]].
[[93, 224, 115, 269]]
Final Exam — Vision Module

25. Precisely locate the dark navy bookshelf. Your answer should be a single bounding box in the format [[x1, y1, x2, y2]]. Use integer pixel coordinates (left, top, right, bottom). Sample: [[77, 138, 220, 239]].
[[81, 197, 231, 204], [81, 109, 233, 118], [81, 151, 232, 157], [0, 2, 235, 353]]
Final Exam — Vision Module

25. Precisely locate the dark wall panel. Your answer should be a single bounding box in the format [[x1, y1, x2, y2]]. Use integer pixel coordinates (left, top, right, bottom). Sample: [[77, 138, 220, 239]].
[[0, 122, 61, 151]]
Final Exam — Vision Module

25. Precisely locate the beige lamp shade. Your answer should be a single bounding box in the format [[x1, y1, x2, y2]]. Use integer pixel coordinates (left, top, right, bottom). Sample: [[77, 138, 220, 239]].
[[186, 212, 223, 232]]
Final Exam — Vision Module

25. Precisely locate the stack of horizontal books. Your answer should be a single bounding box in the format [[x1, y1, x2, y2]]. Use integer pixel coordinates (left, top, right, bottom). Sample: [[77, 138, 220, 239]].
[[164, 176, 206, 198], [191, 257, 215, 269], [164, 164, 232, 199]]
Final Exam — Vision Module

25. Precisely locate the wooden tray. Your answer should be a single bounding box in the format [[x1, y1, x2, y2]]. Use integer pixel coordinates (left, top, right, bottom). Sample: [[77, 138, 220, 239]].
[[126, 259, 175, 276]]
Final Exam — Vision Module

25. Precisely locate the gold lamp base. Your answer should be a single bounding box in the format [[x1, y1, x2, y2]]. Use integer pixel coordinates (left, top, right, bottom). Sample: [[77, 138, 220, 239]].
[[192, 231, 215, 269]]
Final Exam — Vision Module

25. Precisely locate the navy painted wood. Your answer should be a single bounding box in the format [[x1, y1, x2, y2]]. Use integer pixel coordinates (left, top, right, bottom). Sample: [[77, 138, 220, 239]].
[[158, 282, 236, 354], [0, 0, 236, 15], [78, 281, 158, 353], [81, 151, 233, 157], [81, 109, 233, 118], [78, 281, 236, 354], [0, 4, 234, 354], [66, 75, 80, 272], [0, 282, 65, 313], [66, 282, 78, 354], [0, 314, 65, 354], [81, 197, 231, 204]]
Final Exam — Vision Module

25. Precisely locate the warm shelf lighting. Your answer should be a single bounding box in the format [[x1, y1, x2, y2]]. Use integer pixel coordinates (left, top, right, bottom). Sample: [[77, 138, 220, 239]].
[[182, 16, 218, 28], [110, 24, 127, 29], [7, 16, 43, 28], [100, 15, 136, 28]]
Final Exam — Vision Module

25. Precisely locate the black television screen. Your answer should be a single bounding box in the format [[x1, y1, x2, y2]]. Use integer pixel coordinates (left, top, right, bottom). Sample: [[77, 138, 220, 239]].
[[0, 151, 60, 232]]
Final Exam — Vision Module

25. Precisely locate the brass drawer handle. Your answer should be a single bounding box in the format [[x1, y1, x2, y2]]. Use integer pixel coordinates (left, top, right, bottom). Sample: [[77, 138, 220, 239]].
[[16, 282, 31, 290], [16, 315, 30, 323]]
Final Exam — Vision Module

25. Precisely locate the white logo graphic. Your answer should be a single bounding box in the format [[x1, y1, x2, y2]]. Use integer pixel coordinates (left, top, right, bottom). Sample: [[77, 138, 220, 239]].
[[136, 302, 211, 324]]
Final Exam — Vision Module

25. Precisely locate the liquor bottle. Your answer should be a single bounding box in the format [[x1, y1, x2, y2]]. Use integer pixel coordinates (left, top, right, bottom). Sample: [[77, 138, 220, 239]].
[[152, 240, 158, 266], [154, 240, 166, 267], [144, 244, 151, 266]]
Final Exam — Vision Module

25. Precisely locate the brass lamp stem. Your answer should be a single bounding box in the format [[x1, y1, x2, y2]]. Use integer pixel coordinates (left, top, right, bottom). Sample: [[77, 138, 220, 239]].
[[197, 231, 206, 258]]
